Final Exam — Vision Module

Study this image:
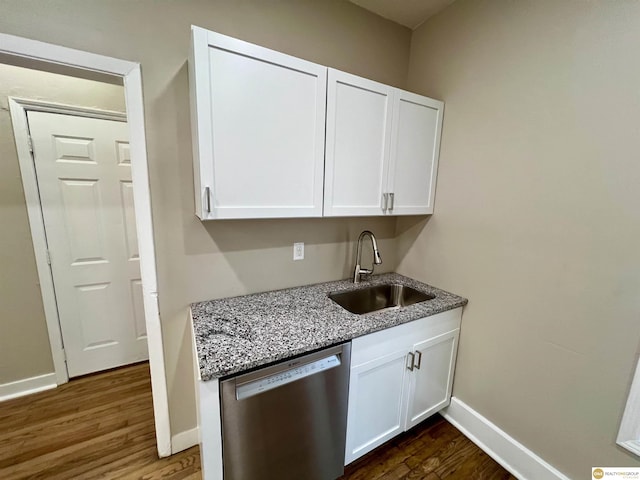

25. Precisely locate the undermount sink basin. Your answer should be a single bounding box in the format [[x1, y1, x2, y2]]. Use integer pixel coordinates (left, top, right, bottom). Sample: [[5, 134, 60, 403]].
[[328, 283, 435, 315]]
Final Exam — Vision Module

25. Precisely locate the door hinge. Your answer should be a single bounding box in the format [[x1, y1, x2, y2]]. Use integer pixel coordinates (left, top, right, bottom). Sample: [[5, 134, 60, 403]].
[[45, 249, 52, 265], [28, 135, 34, 153]]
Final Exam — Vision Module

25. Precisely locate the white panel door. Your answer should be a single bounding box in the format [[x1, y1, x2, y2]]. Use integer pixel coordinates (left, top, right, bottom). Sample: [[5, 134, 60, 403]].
[[324, 68, 393, 217], [344, 349, 409, 464], [387, 90, 444, 215], [191, 28, 327, 219], [28, 111, 148, 378], [405, 329, 459, 430]]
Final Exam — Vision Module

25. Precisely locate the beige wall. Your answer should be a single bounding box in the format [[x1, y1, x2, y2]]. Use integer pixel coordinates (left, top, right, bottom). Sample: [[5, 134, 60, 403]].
[[0, 1, 411, 435], [0, 63, 125, 384], [399, 0, 640, 476]]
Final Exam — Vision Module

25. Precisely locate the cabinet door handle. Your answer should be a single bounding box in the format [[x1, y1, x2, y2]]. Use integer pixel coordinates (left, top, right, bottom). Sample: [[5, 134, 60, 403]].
[[204, 186, 211, 214], [414, 350, 422, 370], [406, 351, 415, 371], [382, 193, 388, 212], [389, 192, 395, 211]]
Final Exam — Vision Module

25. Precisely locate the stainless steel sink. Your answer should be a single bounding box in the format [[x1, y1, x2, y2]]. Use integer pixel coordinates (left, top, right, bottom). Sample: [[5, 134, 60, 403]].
[[328, 283, 435, 315]]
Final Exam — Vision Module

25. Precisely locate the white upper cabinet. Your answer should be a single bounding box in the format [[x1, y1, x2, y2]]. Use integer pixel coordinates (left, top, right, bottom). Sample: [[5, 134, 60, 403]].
[[324, 68, 443, 217], [324, 69, 394, 217], [388, 90, 443, 215], [190, 26, 327, 219], [190, 26, 444, 220]]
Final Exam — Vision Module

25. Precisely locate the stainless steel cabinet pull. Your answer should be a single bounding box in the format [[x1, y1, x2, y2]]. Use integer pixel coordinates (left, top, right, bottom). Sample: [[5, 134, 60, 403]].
[[382, 193, 388, 212], [406, 351, 415, 371], [204, 186, 211, 214], [389, 193, 395, 211], [414, 350, 422, 369]]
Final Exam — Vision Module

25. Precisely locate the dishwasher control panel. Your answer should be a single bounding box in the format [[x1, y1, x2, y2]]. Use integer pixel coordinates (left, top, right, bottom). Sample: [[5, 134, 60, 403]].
[[236, 354, 341, 400]]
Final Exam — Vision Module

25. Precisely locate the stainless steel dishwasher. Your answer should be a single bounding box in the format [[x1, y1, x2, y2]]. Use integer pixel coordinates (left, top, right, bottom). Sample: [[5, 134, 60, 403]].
[[220, 342, 351, 480]]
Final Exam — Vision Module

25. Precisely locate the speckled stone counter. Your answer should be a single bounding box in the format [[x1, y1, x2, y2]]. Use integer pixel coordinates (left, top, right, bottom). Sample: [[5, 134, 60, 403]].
[[191, 273, 467, 381]]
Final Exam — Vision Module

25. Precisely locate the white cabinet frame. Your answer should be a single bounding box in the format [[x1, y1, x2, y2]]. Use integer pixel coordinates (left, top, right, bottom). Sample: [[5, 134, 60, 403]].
[[344, 348, 409, 464], [190, 27, 446, 220], [190, 26, 327, 220], [324, 68, 393, 217], [345, 308, 462, 464], [387, 90, 444, 215], [324, 68, 444, 217], [405, 329, 459, 429]]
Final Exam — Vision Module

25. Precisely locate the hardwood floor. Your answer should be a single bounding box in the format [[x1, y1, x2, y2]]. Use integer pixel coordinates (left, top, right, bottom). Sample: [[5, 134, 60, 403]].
[[0, 362, 515, 480], [0, 362, 199, 480], [340, 416, 517, 480]]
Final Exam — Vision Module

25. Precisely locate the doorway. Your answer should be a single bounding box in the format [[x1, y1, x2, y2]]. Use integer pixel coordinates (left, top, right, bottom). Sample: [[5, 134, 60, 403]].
[[0, 33, 171, 456]]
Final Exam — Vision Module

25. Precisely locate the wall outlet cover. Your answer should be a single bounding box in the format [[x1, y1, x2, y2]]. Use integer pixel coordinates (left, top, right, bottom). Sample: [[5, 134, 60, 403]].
[[293, 242, 304, 260]]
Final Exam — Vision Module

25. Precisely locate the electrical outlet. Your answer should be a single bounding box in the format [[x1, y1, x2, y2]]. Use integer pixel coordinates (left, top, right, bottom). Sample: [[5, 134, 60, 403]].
[[293, 242, 304, 261]]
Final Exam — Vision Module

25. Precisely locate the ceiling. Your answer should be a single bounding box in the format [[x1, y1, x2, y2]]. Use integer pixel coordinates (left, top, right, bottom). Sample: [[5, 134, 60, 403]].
[[349, 0, 456, 30]]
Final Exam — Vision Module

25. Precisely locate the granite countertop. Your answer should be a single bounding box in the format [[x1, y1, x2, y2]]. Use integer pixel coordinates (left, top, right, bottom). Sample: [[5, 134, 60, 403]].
[[191, 273, 468, 381]]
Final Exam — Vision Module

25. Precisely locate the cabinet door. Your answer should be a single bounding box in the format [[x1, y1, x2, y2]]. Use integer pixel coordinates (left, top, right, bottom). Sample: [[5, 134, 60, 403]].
[[190, 27, 327, 219], [386, 90, 444, 215], [345, 349, 410, 464], [324, 69, 393, 217], [405, 329, 459, 430]]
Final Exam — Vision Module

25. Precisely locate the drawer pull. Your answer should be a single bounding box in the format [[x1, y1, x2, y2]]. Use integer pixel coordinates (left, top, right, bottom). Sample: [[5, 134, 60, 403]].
[[414, 350, 422, 370], [406, 352, 415, 371]]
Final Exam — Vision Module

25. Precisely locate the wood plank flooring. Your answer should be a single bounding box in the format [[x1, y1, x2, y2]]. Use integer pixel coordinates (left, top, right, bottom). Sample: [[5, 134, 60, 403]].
[[340, 415, 517, 480], [0, 362, 515, 479], [0, 362, 199, 479]]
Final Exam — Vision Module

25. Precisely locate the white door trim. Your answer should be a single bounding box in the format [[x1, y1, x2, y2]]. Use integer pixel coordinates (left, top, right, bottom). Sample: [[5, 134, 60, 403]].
[[1, 32, 171, 458], [617, 356, 640, 457], [12, 97, 127, 122]]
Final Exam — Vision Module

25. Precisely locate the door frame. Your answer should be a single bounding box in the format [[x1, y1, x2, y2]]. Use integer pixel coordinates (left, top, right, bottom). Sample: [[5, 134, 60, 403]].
[[9, 98, 129, 384], [1, 32, 171, 457], [618, 356, 640, 457]]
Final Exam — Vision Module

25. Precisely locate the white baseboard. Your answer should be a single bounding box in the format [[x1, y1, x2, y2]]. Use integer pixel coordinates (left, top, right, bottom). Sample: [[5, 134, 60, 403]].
[[0, 372, 57, 402], [441, 397, 569, 480], [172, 427, 200, 454]]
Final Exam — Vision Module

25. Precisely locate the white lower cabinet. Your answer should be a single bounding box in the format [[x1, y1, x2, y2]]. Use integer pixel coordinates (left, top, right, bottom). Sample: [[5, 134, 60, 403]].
[[345, 307, 462, 464], [405, 329, 459, 429], [345, 348, 409, 463]]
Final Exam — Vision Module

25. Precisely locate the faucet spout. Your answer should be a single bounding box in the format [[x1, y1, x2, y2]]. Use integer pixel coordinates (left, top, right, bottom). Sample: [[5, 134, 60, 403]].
[[353, 230, 383, 283]]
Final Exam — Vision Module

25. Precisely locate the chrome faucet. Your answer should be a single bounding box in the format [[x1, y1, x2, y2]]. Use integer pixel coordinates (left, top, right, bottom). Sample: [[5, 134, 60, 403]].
[[353, 230, 382, 283]]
